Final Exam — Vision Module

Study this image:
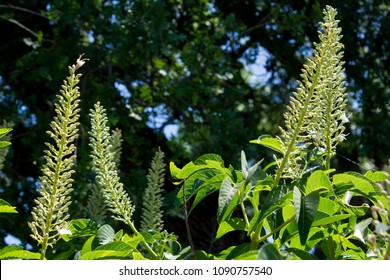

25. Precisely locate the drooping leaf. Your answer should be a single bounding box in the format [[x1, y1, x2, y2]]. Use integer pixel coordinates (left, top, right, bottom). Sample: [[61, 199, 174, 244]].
[[294, 187, 320, 245], [190, 173, 226, 212]]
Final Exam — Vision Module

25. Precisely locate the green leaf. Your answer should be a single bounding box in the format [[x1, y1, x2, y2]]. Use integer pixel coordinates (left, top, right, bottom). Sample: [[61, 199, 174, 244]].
[[294, 187, 320, 245], [333, 172, 388, 209], [312, 214, 351, 227], [218, 244, 251, 260], [215, 218, 246, 241], [217, 178, 242, 223], [257, 243, 284, 260], [81, 235, 96, 255], [241, 150, 262, 181], [171, 154, 225, 180], [248, 185, 292, 232], [250, 135, 284, 155], [317, 197, 338, 216], [0, 245, 40, 260], [353, 218, 372, 243], [194, 153, 224, 165], [333, 172, 377, 196], [305, 170, 331, 194], [0, 128, 12, 138], [190, 174, 225, 212], [285, 247, 316, 260], [80, 241, 134, 260], [0, 199, 18, 214], [0, 141, 11, 148], [62, 219, 99, 241], [364, 171, 386, 183], [96, 224, 115, 245]]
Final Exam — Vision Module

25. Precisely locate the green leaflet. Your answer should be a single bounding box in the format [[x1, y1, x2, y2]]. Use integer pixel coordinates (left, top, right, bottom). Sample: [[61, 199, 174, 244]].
[[170, 153, 225, 180], [217, 178, 243, 223], [96, 224, 116, 245], [250, 135, 284, 155], [80, 241, 134, 260], [0, 245, 40, 260], [0, 127, 12, 148], [305, 170, 331, 194], [61, 219, 99, 242], [215, 218, 246, 241], [364, 170, 386, 183], [333, 171, 388, 209], [172, 153, 234, 210], [257, 243, 285, 260], [248, 185, 293, 233], [294, 187, 320, 245], [0, 199, 17, 214]]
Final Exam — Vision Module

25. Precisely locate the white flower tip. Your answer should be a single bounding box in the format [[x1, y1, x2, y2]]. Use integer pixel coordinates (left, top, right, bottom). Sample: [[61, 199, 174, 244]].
[[74, 54, 89, 70], [340, 113, 349, 124], [56, 226, 72, 236]]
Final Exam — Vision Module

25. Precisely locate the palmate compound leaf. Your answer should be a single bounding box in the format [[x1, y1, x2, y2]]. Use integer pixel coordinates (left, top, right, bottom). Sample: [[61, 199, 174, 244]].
[[294, 187, 320, 245]]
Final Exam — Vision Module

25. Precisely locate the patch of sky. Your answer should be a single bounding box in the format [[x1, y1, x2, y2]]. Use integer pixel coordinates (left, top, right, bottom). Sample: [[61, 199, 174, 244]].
[[239, 46, 272, 87], [114, 81, 131, 101], [18, 105, 37, 127], [144, 104, 178, 140]]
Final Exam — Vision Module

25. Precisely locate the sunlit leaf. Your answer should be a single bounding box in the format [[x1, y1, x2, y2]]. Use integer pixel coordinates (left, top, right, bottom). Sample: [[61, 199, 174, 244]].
[[250, 135, 284, 155]]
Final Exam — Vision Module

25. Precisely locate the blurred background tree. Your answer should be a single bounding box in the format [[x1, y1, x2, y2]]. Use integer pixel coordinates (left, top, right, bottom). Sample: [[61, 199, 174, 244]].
[[0, 0, 388, 252]]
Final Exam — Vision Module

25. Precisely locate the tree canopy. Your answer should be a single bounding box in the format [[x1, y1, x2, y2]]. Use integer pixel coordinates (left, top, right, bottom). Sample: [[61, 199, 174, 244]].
[[0, 0, 389, 250]]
